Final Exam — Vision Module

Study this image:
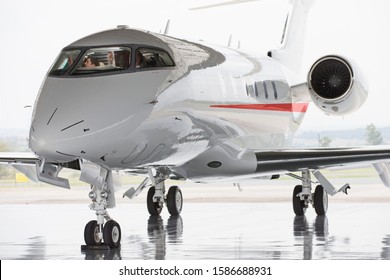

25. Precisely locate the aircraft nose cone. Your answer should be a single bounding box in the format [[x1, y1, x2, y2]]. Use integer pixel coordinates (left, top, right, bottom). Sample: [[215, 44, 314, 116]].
[[29, 124, 55, 161], [29, 126, 45, 152], [29, 121, 77, 163]]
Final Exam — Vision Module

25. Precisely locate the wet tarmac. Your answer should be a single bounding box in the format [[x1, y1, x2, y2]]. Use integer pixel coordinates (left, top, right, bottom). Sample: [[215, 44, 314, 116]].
[[1, 202, 390, 260]]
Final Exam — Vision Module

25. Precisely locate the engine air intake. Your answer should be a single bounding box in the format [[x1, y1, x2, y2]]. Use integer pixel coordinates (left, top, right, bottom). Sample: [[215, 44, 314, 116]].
[[309, 56, 353, 100]]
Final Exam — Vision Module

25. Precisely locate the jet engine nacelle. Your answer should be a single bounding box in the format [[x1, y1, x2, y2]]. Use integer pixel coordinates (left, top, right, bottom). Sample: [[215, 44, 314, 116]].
[[308, 55, 368, 115]]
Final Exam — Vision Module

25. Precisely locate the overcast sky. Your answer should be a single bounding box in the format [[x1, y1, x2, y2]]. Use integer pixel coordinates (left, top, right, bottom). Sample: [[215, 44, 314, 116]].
[[0, 0, 389, 135]]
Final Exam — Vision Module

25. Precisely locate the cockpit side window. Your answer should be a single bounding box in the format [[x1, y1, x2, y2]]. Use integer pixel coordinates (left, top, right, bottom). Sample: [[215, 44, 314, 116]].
[[135, 48, 175, 69], [72, 46, 131, 75], [49, 50, 81, 76]]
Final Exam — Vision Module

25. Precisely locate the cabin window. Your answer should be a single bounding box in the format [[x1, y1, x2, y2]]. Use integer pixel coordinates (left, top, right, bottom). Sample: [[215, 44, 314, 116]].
[[135, 48, 175, 69], [71, 46, 131, 75]]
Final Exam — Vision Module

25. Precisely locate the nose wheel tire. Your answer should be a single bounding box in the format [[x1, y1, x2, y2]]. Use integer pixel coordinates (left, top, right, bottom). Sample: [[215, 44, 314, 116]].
[[103, 220, 121, 248], [167, 186, 183, 215], [84, 220, 102, 246], [147, 187, 163, 216], [292, 185, 306, 216], [313, 185, 328, 215]]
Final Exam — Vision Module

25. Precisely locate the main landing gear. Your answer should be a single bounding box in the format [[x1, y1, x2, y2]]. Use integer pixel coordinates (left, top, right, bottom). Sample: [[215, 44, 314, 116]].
[[146, 169, 183, 216], [292, 184, 328, 216], [291, 169, 349, 216], [122, 168, 183, 216]]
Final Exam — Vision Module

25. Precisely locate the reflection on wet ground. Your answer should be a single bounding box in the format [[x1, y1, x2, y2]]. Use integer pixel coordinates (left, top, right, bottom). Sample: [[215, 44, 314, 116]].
[[82, 247, 122, 260], [293, 215, 329, 260], [145, 215, 184, 260], [1, 203, 390, 260], [18, 236, 46, 260]]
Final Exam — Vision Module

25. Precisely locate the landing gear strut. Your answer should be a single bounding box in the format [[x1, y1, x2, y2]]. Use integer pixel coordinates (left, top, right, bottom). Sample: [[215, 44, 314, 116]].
[[81, 164, 121, 249]]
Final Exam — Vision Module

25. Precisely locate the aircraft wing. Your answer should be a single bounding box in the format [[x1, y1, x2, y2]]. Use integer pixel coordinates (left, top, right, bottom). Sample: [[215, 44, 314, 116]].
[[0, 152, 39, 165], [255, 147, 390, 172], [0, 152, 40, 182], [255, 146, 390, 189]]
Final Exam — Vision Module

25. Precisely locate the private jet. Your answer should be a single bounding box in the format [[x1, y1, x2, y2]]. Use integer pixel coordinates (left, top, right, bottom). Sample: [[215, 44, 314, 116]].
[[2, 0, 390, 249]]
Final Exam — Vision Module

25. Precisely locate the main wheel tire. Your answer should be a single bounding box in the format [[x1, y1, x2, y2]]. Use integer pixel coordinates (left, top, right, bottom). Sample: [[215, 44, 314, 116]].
[[147, 187, 163, 216], [84, 220, 102, 246], [167, 186, 183, 216], [292, 185, 306, 216], [314, 185, 328, 215], [103, 220, 121, 248]]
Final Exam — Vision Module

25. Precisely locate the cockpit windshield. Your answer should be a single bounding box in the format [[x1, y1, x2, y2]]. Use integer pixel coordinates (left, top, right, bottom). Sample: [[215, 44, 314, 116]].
[[48, 45, 174, 77], [49, 47, 131, 76], [49, 50, 81, 76], [72, 46, 131, 75]]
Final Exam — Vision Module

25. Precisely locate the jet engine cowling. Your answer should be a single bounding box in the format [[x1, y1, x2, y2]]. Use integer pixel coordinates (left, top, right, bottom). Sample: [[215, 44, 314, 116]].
[[308, 55, 367, 115]]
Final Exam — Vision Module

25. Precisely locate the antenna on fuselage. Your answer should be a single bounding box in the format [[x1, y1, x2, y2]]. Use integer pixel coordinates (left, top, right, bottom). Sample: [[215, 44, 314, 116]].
[[164, 19, 170, 35], [116, 25, 129, 29], [227, 34, 232, 47]]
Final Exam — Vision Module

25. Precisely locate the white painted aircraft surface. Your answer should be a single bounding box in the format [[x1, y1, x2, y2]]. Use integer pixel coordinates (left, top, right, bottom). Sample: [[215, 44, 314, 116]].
[[1, 0, 390, 249]]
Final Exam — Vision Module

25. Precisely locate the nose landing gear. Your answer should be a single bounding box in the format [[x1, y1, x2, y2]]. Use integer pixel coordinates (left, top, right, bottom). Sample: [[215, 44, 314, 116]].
[[84, 219, 121, 248], [81, 163, 121, 249]]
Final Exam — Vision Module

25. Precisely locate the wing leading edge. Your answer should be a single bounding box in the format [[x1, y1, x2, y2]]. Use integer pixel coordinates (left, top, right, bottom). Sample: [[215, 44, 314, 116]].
[[255, 146, 390, 188], [0, 152, 38, 164]]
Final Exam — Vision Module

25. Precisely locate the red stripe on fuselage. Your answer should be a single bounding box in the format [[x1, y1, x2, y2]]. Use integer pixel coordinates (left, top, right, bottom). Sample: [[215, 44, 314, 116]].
[[210, 103, 309, 113]]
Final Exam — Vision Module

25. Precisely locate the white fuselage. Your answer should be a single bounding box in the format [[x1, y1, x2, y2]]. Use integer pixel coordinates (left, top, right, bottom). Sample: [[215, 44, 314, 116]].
[[29, 29, 307, 180]]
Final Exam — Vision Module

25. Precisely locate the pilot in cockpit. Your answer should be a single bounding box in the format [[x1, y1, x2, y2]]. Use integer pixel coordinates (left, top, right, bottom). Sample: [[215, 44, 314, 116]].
[[83, 56, 99, 68], [146, 56, 157, 67], [135, 51, 144, 68], [107, 51, 115, 66]]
